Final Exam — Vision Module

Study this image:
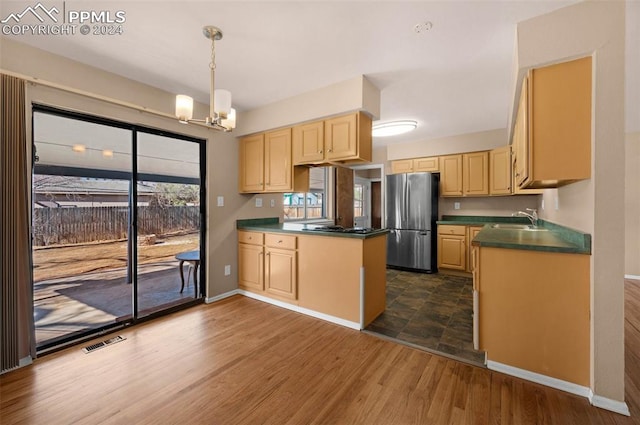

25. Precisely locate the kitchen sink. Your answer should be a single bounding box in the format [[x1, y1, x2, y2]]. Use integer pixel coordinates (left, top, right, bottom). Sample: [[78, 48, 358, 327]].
[[490, 223, 548, 231]]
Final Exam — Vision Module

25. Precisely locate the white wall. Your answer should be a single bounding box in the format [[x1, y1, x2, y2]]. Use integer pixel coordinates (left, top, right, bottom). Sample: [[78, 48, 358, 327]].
[[518, 1, 626, 406], [237, 75, 380, 136], [386, 128, 507, 161]]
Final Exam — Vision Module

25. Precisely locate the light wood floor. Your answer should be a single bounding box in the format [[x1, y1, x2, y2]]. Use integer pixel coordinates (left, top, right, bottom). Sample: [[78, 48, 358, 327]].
[[1, 282, 639, 424]]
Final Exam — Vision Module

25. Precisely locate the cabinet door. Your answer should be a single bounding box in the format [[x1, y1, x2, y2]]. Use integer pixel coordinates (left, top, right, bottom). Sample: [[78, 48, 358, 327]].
[[264, 128, 292, 192], [239, 134, 264, 193], [413, 157, 439, 172], [391, 159, 413, 174], [489, 147, 512, 195], [513, 75, 530, 188], [293, 120, 324, 165], [325, 113, 358, 160], [530, 57, 591, 185], [265, 247, 297, 300], [439, 155, 463, 196], [437, 225, 466, 270], [238, 242, 264, 291], [463, 151, 489, 196], [438, 234, 466, 270]]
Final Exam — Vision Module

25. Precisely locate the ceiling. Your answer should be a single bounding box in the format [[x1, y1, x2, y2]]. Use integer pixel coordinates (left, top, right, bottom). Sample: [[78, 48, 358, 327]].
[[3, 1, 639, 147]]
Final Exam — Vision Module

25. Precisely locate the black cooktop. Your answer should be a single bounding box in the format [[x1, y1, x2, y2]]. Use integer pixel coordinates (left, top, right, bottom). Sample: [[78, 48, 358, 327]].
[[306, 225, 375, 234]]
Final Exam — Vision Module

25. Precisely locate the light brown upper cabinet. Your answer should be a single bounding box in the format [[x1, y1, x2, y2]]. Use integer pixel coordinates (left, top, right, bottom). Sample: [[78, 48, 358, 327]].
[[489, 146, 512, 195], [238, 134, 265, 193], [439, 155, 463, 196], [513, 56, 592, 189], [390, 157, 439, 174], [292, 120, 324, 164], [239, 129, 309, 193], [462, 151, 489, 196], [293, 112, 372, 165], [264, 128, 293, 192], [390, 159, 414, 174], [440, 152, 488, 197], [413, 157, 439, 172]]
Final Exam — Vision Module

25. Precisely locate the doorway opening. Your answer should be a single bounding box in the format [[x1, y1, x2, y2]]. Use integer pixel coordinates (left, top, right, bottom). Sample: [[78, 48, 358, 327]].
[[351, 164, 384, 229]]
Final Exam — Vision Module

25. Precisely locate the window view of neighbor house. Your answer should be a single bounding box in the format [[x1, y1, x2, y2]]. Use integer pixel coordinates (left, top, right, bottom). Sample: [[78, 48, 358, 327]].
[[283, 167, 328, 221]]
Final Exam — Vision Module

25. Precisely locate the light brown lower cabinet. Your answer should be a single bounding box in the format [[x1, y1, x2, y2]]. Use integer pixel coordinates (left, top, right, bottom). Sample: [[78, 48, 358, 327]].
[[476, 246, 590, 387], [437, 225, 466, 271], [238, 230, 387, 327], [438, 224, 485, 273], [264, 234, 297, 300], [238, 231, 298, 303], [238, 231, 264, 291]]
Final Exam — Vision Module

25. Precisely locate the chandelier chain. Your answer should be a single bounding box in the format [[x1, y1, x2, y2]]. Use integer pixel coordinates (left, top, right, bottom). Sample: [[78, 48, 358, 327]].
[[210, 38, 216, 70]]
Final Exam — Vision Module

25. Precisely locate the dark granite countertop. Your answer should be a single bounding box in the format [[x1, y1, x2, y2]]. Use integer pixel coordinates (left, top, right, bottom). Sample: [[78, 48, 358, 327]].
[[438, 215, 591, 254], [237, 218, 389, 239], [437, 215, 532, 226]]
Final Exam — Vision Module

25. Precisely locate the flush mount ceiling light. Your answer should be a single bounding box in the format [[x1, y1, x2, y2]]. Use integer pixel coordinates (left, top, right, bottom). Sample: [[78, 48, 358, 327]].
[[175, 25, 236, 132], [372, 120, 417, 137]]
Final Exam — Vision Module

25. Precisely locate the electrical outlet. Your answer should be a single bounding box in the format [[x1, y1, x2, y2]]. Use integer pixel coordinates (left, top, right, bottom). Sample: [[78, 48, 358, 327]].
[[270, 199, 275, 207], [255, 198, 263, 207], [217, 196, 224, 207], [224, 265, 231, 276], [541, 199, 545, 210], [454, 202, 460, 210]]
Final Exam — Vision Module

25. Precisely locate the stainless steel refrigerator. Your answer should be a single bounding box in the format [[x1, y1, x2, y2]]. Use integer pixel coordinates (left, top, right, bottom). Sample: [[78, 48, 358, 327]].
[[386, 172, 439, 272]]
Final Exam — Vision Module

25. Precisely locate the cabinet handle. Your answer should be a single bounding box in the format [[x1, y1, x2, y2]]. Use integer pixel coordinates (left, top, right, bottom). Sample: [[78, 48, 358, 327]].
[[277, 240, 283, 244], [328, 149, 333, 153]]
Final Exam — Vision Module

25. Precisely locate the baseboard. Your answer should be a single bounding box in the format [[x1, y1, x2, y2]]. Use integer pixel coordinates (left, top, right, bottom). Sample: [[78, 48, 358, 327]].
[[1, 356, 33, 375], [205, 289, 240, 304], [589, 393, 631, 416], [487, 361, 631, 416], [625, 274, 640, 281], [237, 290, 361, 330], [486, 361, 591, 398]]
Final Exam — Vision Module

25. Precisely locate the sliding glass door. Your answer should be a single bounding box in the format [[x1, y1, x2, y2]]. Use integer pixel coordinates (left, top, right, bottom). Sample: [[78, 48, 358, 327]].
[[135, 131, 203, 316], [32, 106, 205, 350]]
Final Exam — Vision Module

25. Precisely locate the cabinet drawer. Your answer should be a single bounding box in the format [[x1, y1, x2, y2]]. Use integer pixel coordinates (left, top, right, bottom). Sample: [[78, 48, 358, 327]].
[[238, 231, 264, 245], [265, 233, 297, 250], [438, 225, 466, 236]]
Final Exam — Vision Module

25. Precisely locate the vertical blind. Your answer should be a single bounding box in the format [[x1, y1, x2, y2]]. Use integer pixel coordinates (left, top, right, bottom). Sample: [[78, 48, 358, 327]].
[[1, 74, 33, 372]]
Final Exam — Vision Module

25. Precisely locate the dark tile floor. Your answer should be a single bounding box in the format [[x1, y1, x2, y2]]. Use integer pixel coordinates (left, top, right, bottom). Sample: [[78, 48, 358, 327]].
[[366, 269, 486, 365]]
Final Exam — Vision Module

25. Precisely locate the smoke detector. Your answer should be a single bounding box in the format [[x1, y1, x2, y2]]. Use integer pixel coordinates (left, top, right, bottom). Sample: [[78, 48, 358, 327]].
[[414, 22, 433, 33]]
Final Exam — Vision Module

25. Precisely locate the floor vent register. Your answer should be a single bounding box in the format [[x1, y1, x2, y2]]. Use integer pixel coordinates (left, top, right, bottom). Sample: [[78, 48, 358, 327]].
[[82, 335, 126, 354]]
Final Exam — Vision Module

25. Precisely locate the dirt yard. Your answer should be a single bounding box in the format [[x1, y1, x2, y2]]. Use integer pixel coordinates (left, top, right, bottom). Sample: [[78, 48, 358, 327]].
[[33, 232, 199, 282]]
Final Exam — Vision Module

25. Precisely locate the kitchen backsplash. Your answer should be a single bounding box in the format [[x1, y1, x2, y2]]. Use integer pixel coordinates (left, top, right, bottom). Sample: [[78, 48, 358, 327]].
[[439, 195, 539, 218]]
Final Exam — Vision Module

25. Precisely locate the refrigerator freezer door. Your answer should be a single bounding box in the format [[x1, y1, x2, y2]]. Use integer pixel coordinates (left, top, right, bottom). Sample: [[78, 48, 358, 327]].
[[386, 229, 433, 271], [385, 174, 407, 230], [406, 172, 434, 230]]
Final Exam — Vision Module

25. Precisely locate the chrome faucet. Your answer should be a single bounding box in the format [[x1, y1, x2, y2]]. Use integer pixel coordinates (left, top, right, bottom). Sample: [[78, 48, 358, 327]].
[[513, 208, 538, 226]]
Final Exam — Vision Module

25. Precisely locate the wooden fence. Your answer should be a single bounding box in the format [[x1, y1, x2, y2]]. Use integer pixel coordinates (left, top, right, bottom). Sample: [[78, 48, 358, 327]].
[[33, 206, 200, 246]]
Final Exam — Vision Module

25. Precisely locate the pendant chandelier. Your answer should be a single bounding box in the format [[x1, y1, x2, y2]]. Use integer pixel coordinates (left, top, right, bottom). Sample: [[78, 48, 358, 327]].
[[175, 25, 236, 131]]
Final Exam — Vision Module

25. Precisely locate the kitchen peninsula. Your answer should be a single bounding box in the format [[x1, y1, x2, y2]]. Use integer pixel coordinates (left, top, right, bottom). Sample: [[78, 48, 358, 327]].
[[237, 218, 388, 330]]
